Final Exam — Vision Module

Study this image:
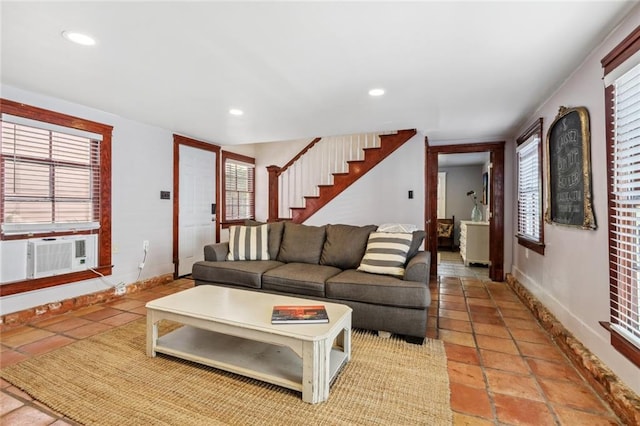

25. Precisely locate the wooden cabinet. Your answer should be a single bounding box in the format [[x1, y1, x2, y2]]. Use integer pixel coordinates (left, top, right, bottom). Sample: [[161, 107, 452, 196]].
[[459, 221, 490, 266]]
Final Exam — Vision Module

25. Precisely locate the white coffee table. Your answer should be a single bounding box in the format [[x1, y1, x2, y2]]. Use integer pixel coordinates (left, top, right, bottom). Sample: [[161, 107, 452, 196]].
[[146, 285, 352, 404]]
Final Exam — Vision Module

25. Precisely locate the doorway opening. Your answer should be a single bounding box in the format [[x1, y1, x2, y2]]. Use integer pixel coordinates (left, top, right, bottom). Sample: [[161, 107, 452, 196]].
[[426, 140, 505, 281]]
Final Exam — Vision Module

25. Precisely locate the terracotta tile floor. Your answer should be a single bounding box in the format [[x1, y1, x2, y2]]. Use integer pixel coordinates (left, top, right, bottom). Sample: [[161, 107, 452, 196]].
[[0, 259, 624, 425]]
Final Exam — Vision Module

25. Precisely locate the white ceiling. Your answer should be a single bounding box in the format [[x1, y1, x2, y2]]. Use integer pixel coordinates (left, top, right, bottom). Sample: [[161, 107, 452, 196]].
[[1, 1, 636, 146]]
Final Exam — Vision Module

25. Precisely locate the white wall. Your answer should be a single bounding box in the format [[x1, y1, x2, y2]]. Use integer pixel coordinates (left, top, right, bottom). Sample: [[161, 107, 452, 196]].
[[0, 85, 176, 315], [512, 5, 640, 394]]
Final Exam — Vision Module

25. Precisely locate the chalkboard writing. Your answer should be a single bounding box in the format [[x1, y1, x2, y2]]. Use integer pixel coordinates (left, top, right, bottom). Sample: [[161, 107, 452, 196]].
[[546, 107, 596, 229]]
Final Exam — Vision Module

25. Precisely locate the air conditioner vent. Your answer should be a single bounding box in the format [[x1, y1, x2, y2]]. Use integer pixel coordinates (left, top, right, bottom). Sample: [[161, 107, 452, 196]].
[[75, 239, 86, 258], [27, 237, 90, 279]]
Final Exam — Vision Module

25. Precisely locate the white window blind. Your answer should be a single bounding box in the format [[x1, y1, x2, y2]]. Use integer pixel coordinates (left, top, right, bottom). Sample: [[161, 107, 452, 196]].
[[1, 116, 101, 235], [610, 61, 640, 349], [224, 158, 255, 221], [516, 135, 542, 242]]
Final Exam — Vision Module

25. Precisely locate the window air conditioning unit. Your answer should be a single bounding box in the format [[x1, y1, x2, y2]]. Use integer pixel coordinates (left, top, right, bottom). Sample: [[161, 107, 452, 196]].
[[27, 238, 89, 279]]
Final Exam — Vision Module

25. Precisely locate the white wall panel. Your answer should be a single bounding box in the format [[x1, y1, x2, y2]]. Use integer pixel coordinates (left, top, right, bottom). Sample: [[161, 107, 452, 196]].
[[512, 5, 640, 394]]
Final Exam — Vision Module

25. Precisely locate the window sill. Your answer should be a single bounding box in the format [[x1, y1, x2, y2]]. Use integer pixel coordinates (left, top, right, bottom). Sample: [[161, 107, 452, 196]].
[[220, 219, 253, 229], [599, 321, 640, 368], [516, 235, 545, 255], [0, 265, 113, 297]]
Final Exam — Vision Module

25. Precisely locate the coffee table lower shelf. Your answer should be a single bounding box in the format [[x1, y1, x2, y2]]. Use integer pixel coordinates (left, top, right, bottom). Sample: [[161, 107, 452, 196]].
[[155, 325, 348, 399]]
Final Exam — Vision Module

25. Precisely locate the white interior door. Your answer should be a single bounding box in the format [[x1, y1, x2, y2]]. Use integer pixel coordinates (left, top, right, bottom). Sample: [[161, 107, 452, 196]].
[[437, 172, 447, 219], [178, 145, 216, 276]]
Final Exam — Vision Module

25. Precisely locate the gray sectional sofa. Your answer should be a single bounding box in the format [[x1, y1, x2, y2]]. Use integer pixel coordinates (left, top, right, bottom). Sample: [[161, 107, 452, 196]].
[[192, 221, 431, 343]]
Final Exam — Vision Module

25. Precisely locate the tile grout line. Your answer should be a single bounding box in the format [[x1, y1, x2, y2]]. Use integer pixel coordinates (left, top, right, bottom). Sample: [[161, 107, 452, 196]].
[[483, 280, 563, 426]]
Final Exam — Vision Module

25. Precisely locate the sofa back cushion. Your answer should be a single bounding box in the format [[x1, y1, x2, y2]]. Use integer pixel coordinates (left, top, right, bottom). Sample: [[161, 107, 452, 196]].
[[277, 222, 326, 264], [320, 224, 377, 270], [407, 230, 427, 261], [227, 224, 270, 261], [357, 232, 413, 277], [245, 220, 285, 260]]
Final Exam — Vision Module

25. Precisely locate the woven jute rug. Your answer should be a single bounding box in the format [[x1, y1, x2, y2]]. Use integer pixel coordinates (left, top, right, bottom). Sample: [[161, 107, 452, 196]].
[[1, 319, 452, 425]]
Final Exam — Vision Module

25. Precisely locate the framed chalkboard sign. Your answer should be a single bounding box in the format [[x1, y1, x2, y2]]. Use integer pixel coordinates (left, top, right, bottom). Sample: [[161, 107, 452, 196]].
[[545, 106, 596, 229]]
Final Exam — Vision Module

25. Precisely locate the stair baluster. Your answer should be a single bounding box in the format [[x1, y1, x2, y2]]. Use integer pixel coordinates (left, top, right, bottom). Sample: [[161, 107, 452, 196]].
[[267, 129, 416, 223]]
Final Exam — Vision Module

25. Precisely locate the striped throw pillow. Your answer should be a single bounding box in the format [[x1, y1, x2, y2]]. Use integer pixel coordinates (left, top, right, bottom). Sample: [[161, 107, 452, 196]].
[[227, 224, 270, 261], [357, 232, 413, 277]]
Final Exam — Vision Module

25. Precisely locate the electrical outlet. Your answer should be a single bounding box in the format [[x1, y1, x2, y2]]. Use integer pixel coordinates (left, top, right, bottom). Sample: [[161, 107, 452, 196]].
[[139, 262, 145, 269], [143, 240, 149, 252], [115, 283, 126, 296]]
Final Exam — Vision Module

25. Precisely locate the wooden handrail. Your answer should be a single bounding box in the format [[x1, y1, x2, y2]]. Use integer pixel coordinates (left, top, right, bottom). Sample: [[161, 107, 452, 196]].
[[267, 130, 416, 223], [276, 137, 322, 177]]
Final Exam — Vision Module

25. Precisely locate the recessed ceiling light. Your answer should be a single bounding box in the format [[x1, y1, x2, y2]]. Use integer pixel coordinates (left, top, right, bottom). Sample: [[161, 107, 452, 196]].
[[62, 31, 96, 46], [229, 108, 244, 116], [368, 88, 385, 97]]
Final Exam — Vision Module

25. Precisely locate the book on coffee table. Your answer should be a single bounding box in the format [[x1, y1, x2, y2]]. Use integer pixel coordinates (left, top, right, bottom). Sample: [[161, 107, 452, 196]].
[[271, 305, 329, 324]]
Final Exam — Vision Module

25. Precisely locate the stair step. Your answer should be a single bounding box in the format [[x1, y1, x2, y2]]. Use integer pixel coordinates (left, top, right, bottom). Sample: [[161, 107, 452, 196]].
[[281, 129, 416, 224]]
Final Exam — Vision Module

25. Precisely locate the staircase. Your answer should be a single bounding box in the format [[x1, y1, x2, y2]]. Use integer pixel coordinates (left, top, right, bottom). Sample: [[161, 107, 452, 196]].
[[267, 129, 417, 223]]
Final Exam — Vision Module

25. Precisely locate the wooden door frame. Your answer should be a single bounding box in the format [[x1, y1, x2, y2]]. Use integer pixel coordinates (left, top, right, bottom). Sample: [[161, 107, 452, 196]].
[[426, 139, 505, 281], [173, 135, 221, 279]]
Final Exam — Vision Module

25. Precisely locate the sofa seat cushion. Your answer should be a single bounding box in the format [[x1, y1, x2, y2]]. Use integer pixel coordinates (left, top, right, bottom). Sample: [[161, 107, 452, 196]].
[[262, 263, 341, 297], [326, 269, 429, 309], [192, 260, 283, 289]]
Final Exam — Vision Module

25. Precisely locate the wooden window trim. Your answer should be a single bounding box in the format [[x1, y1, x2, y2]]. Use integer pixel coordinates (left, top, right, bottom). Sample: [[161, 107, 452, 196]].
[[221, 151, 255, 228], [602, 25, 640, 368], [515, 118, 545, 255], [0, 99, 112, 297]]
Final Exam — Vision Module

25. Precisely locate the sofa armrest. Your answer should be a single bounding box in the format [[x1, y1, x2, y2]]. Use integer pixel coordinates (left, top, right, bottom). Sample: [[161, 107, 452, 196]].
[[204, 242, 230, 261], [404, 251, 430, 282]]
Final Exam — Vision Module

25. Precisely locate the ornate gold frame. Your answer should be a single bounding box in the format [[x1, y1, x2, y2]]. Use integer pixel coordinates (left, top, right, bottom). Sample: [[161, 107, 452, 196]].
[[544, 106, 597, 229]]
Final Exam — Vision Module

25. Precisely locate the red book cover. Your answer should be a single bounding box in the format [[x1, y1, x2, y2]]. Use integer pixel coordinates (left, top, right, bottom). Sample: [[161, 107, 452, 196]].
[[271, 305, 329, 324]]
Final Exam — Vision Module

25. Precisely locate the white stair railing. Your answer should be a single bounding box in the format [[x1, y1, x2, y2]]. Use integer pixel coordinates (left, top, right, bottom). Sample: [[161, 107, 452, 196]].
[[277, 132, 390, 219]]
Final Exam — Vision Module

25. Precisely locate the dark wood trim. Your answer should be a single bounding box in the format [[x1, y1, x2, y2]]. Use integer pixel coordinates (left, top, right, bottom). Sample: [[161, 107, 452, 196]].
[[267, 165, 280, 222], [600, 322, 640, 368], [277, 137, 321, 177], [222, 150, 256, 166], [0, 99, 113, 134], [601, 25, 640, 76], [0, 266, 113, 297], [610, 328, 640, 368], [515, 236, 545, 255], [172, 134, 220, 279], [516, 117, 543, 146], [426, 140, 505, 281], [0, 99, 113, 296]]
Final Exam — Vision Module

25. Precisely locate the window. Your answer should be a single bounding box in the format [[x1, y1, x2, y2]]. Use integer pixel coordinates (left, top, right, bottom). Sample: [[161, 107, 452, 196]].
[[602, 26, 640, 367], [222, 151, 255, 225], [0, 99, 112, 296], [516, 118, 545, 255], [1, 117, 100, 235]]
